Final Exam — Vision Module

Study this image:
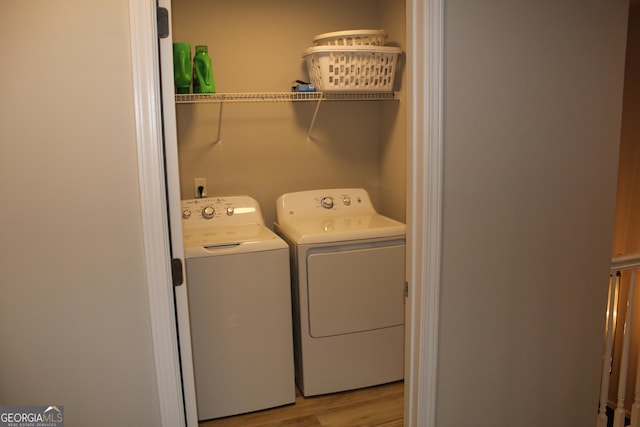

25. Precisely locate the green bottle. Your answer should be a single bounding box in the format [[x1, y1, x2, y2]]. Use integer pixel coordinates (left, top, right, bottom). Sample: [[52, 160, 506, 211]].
[[193, 45, 216, 94], [172, 42, 191, 94]]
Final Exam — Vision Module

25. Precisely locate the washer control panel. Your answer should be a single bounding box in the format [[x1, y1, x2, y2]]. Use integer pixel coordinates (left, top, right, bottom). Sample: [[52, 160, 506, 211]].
[[181, 196, 264, 229]]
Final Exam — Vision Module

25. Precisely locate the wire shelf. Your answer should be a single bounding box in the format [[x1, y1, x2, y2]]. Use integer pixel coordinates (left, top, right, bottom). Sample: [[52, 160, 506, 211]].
[[175, 91, 397, 104]]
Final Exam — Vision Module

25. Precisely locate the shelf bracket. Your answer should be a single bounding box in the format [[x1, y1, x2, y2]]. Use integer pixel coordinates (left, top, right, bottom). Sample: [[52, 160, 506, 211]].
[[306, 97, 324, 142], [214, 102, 223, 146], [173, 91, 399, 144]]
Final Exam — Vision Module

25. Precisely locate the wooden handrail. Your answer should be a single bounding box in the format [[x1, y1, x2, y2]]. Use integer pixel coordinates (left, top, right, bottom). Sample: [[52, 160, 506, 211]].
[[611, 253, 640, 271]]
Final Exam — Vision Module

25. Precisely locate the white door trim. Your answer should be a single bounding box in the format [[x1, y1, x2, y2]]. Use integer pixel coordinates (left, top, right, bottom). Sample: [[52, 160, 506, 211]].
[[128, 1, 186, 426], [128, 0, 444, 425], [155, 0, 200, 424], [404, 0, 443, 425]]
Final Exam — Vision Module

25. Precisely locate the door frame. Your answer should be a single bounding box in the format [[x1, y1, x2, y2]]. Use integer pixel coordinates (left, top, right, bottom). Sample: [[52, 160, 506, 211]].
[[127, 0, 443, 425], [127, 1, 188, 425], [404, 0, 443, 425]]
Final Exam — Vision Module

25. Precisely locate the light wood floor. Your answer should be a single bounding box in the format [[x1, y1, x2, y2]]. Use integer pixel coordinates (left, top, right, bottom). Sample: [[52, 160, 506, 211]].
[[199, 381, 404, 427]]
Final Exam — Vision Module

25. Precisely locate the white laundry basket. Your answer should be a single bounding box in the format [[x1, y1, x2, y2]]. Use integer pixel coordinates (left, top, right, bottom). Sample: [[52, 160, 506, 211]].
[[303, 45, 401, 92], [312, 29, 387, 47]]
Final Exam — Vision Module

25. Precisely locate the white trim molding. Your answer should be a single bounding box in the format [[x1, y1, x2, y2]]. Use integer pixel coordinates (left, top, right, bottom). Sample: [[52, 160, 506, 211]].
[[128, 0, 186, 426], [155, 0, 199, 423], [405, 0, 444, 425]]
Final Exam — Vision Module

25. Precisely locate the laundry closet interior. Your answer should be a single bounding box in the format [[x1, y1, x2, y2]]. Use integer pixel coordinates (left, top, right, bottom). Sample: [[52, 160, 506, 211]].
[[171, 0, 406, 225], [166, 0, 408, 422]]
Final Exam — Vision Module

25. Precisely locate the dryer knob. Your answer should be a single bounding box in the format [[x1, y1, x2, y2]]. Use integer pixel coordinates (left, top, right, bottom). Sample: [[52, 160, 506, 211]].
[[182, 209, 192, 219], [226, 206, 235, 216], [320, 197, 334, 209], [202, 206, 215, 219], [342, 196, 351, 206]]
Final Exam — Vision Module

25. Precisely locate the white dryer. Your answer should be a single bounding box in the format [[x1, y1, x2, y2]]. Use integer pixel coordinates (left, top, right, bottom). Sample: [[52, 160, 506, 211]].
[[274, 188, 406, 397], [182, 196, 295, 421]]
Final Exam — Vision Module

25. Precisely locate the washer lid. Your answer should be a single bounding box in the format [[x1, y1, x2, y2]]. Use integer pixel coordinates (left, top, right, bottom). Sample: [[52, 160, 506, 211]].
[[276, 213, 405, 244], [183, 223, 287, 258]]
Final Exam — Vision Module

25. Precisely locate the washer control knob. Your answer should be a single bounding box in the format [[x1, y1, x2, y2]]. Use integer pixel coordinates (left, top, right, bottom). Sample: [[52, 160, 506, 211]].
[[320, 197, 334, 209], [202, 206, 215, 219], [342, 196, 351, 206], [226, 206, 235, 216], [182, 209, 192, 219]]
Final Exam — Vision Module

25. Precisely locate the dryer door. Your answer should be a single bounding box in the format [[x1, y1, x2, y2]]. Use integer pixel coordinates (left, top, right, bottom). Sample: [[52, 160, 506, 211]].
[[306, 241, 405, 338]]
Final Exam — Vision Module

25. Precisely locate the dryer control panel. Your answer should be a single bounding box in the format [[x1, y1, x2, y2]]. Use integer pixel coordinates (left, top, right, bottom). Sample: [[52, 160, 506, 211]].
[[276, 188, 375, 219], [274, 188, 406, 245], [181, 196, 265, 229]]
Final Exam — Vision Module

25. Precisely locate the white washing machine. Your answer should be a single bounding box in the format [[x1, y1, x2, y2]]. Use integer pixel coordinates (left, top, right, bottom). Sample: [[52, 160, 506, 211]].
[[274, 188, 406, 397], [181, 196, 295, 421]]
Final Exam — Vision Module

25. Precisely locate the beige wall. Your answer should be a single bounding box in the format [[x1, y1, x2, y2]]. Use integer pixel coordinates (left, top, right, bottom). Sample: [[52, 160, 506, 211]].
[[438, 1, 628, 426], [614, 5, 640, 256], [0, 1, 161, 426], [171, 0, 407, 226], [379, 0, 407, 221]]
